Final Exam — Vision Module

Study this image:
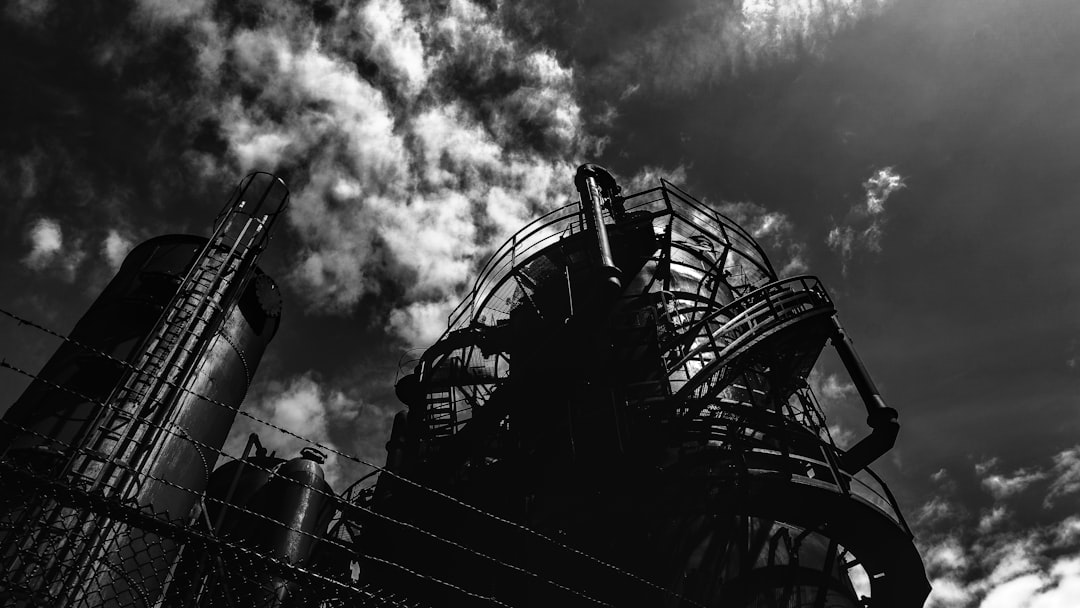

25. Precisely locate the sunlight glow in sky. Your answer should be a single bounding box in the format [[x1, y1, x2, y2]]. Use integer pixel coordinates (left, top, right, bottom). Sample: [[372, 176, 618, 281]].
[[1, 1, 1079, 605]]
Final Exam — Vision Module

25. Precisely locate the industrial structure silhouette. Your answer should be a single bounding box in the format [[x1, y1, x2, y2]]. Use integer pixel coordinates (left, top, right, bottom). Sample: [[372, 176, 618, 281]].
[[0, 167, 930, 607]]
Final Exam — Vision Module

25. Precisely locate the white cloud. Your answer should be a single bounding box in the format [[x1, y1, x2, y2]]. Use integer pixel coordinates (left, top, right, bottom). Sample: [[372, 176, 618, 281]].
[[102, 230, 135, 272], [134, 0, 207, 25], [826, 423, 855, 449], [370, 189, 477, 301], [863, 166, 906, 215], [976, 456, 1001, 476], [928, 575, 975, 608], [22, 217, 85, 281], [979, 506, 1010, 534], [982, 468, 1047, 500], [925, 536, 970, 574], [23, 218, 63, 270], [979, 574, 1045, 608], [225, 373, 365, 488], [1028, 557, 1080, 608], [918, 496, 961, 527], [4, 0, 53, 24], [387, 299, 458, 348], [820, 373, 857, 401], [738, 0, 889, 68], [803, 369, 859, 448], [917, 506, 1080, 608], [611, 166, 806, 278], [966, 447, 1080, 507], [978, 555, 1080, 608], [410, 104, 502, 190], [1053, 517, 1080, 546], [827, 166, 906, 272], [807, 370, 857, 413], [826, 225, 855, 261], [597, 0, 891, 93], [1045, 445, 1080, 507], [185, 0, 589, 345], [777, 243, 809, 276], [621, 164, 688, 194], [714, 200, 809, 278], [357, 0, 429, 98]]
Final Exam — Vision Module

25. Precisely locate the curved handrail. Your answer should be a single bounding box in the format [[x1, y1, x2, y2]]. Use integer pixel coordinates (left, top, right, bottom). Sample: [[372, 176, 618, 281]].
[[679, 276, 831, 338], [665, 285, 820, 372], [676, 409, 910, 533], [441, 181, 780, 337], [668, 277, 834, 400], [658, 179, 766, 263]]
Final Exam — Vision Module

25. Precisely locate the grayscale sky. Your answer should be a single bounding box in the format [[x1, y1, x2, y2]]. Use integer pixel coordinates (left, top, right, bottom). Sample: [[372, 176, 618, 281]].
[[1, 1, 1078, 605]]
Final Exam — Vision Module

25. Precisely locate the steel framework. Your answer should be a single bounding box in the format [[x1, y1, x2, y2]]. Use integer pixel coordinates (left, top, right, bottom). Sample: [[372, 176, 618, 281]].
[[377, 165, 929, 607], [0, 166, 928, 608]]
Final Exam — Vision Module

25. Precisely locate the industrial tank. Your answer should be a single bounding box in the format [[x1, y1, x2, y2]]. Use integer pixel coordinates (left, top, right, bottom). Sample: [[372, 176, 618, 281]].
[[0, 173, 287, 608], [0, 234, 281, 481], [366, 165, 929, 607], [167, 443, 336, 608]]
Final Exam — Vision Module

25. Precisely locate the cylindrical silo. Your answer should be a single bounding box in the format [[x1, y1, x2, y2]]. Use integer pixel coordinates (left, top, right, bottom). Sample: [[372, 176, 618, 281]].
[[169, 446, 336, 608], [0, 173, 287, 608]]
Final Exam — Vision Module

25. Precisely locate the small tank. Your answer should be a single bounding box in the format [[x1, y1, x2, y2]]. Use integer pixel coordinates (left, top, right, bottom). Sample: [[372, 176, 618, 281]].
[[172, 446, 337, 608]]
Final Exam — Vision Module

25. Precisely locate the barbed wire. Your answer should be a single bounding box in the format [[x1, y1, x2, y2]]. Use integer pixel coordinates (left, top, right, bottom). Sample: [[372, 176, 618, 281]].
[[0, 416, 505, 608], [0, 305, 710, 608], [0, 359, 615, 608]]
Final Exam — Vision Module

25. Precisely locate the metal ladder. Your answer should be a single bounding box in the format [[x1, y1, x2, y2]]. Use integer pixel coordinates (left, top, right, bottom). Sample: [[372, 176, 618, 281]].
[[0, 174, 288, 608], [424, 390, 456, 442], [64, 203, 267, 499]]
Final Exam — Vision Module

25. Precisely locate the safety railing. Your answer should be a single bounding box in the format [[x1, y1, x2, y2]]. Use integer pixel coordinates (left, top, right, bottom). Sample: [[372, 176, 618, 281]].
[[662, 276, 834, 400], [676, 406, 911, 535], [744, 445, 911, 533], [442, 181, 777, 338]]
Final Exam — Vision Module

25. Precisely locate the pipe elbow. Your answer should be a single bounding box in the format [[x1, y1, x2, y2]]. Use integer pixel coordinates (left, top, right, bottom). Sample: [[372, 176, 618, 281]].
[[839, 412, 900, 474]]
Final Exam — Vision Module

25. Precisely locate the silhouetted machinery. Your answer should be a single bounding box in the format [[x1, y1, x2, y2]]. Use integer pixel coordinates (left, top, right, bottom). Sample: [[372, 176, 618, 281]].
[[373, 164, 930, 607], [0, 165, 929, 608]]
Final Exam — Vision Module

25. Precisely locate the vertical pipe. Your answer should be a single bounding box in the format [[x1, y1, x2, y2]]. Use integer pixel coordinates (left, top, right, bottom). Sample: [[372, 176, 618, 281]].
[[574, 164, 622, 296], [830, 317, 900, 472], [829, 318, 896, 427]]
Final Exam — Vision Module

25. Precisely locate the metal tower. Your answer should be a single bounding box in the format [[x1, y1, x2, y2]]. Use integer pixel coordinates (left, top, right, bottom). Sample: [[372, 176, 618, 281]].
[[371, 165, 930, 607], [0, 173, 288, 607]]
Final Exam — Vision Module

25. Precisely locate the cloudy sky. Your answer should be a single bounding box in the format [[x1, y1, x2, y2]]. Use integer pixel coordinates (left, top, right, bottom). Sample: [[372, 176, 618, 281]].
[[1, 0, 1079, 605]]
